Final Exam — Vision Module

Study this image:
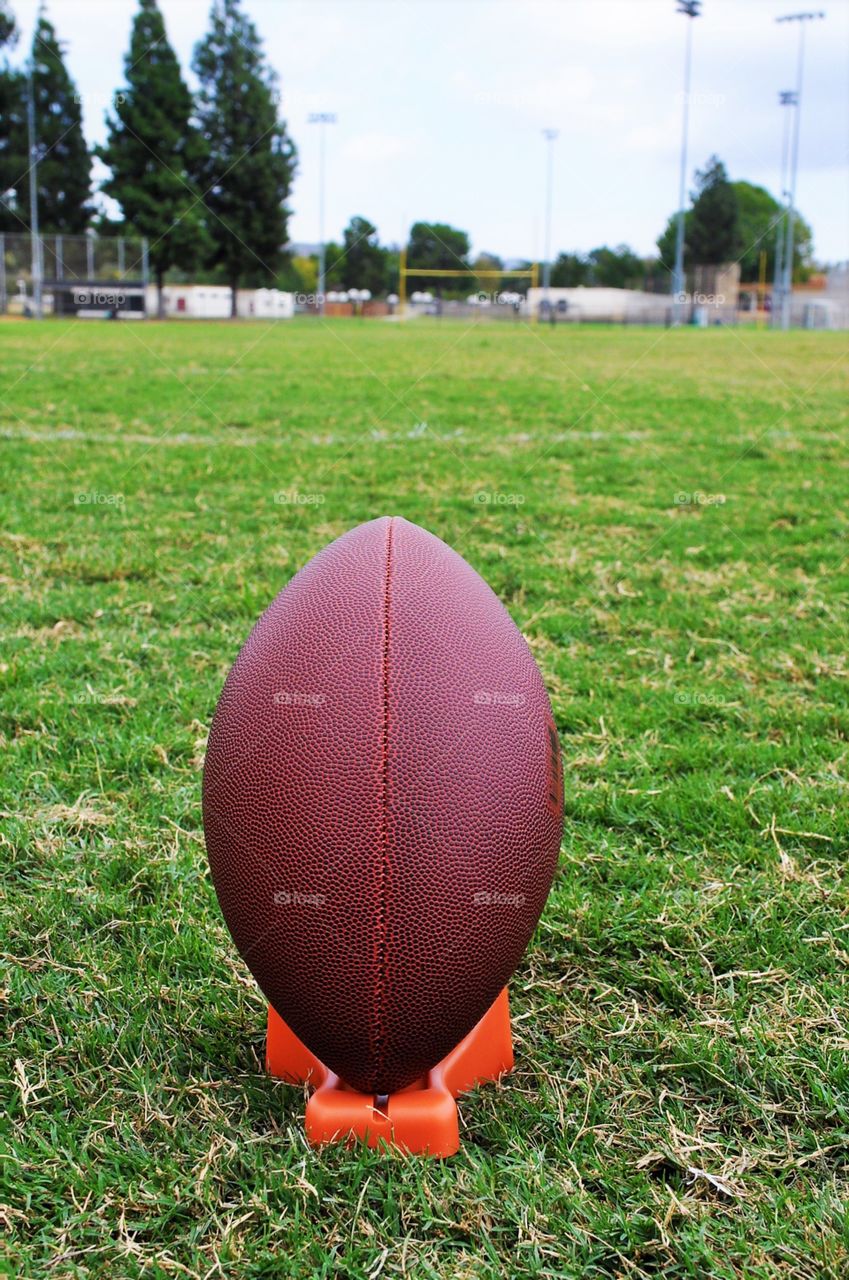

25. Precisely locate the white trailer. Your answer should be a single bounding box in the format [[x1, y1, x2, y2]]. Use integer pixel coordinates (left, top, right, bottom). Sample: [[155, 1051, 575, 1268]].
[[145, 284, 294, 319]]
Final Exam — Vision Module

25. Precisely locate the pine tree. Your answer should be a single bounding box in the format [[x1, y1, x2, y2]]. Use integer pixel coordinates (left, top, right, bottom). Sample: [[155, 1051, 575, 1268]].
[[192, 0, 296, 316], [99, 0, 207, 315], [687, 156, 740, 266], [0, 5, 26, 234], [0, 1, 16, 49], [28, 10, 92, 233]]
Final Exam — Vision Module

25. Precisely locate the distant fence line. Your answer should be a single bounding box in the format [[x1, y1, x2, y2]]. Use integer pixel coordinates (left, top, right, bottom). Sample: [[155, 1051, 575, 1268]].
[[0, 232, 149, 315], [2, 232, 846, 327]]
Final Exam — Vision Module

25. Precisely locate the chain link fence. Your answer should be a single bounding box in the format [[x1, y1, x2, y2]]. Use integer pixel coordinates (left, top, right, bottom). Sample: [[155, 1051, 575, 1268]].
[[0, 232, 149, 316]]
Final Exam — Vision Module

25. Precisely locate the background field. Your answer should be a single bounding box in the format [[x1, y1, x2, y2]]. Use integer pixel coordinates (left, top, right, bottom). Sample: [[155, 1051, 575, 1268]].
[[2, 317, 848, 1278]]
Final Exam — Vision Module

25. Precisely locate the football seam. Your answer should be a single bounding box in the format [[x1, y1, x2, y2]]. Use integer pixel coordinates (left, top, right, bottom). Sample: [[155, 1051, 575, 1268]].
[[375, 515, 394, 1086]]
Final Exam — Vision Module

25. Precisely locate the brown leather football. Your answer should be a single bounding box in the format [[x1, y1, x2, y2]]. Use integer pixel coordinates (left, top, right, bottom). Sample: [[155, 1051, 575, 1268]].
[[203, 516, 563, 1095]]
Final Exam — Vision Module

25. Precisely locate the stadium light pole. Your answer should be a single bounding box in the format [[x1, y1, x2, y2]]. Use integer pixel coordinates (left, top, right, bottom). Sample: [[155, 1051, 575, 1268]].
[[672, 0, 700, 326], [776, 12, 824, 330], [26, 63, 43, 320], [308, 112, 336, 317], [772, 89, 796, 327], [542, 128, 558, 313]]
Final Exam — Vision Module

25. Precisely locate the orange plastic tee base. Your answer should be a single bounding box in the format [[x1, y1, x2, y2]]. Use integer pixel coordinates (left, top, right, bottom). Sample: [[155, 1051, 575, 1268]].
[[265, 987, 513, 1158]]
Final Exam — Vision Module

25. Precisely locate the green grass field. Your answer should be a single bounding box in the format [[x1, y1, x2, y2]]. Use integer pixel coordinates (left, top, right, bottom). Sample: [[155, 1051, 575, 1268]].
[[2, 316, 848, 1278]]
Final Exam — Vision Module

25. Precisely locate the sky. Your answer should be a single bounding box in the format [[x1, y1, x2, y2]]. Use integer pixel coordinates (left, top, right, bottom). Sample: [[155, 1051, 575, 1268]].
[[7, 0, 849, 264]]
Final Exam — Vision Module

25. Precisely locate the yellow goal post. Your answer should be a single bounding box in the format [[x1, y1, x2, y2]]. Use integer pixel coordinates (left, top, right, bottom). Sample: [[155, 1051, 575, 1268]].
[[398, 249, 540, 319]]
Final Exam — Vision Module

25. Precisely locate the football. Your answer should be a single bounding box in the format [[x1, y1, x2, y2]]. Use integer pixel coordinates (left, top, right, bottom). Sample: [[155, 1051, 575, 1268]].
[[203, 516, 563, 1096]]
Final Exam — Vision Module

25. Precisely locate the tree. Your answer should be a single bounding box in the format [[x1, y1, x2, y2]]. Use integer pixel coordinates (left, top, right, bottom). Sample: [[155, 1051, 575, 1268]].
[[687, 156, 739, 266], [548, 247, 644, 291], [586, 244, 643, 288], [99, 0, 208, 316], [550, 252, 588, 287], [656, 211, 684, 273], [471, 251, 503, 273], [657, 174, 813, 284], [468, 251, 503, 296], [0, 6, 25, 233], [382, 246, 400, 295], [406, 221, 469, 293], [0, 1, 15, 49], [290, 254, 316, 294], [192, 0, 296, 316], [733, 180, 812, 283], [27, 11, 92, 233], [339, 215, 386, 294], [321, 240, 345, 290]]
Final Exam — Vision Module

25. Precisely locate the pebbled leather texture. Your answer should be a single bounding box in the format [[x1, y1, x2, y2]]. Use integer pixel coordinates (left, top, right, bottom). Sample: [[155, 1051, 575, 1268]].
[[203, 516, 563, 1095]]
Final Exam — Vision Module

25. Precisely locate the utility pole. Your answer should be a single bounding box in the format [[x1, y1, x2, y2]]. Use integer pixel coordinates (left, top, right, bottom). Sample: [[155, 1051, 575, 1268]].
[[308, 112, 336, 317], [26, 64, 42, 319], [776, 11, 825, 329], [542, 128, 558, 316], [672, 0, 700, 325]]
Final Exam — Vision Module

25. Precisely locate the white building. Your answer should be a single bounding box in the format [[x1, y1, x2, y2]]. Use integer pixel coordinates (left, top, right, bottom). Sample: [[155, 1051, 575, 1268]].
[[240, 288, 295, 319], [526, 286, 670, 324], [144, 284, 294, 319]]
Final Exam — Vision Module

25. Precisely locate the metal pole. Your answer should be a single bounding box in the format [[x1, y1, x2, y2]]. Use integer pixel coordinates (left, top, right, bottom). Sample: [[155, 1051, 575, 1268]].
[[772, 90, 795, 327], [26, 67, 42, 319], [782, 24, 805, 328], [758, 249, 767, 328], [318, 123, 326, 314], [542, 129, 558, 313], [308, 112, 336, 318], [141, 236, 150, 318], [776, 12, 825, 330], [399, 244, 407, 319], [673, 1, 700, 325]]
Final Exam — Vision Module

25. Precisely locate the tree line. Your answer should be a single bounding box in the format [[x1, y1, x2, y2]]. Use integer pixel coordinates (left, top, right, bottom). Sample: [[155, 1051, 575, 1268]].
[[304, 189, 814, 303], [0, 0, 294, 316], [0, 0, 815, 317], [551, 158, 812, 293]]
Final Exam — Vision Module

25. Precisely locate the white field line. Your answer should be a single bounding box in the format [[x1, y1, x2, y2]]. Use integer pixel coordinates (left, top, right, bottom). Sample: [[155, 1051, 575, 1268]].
[[0, 424, 656, 449]]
